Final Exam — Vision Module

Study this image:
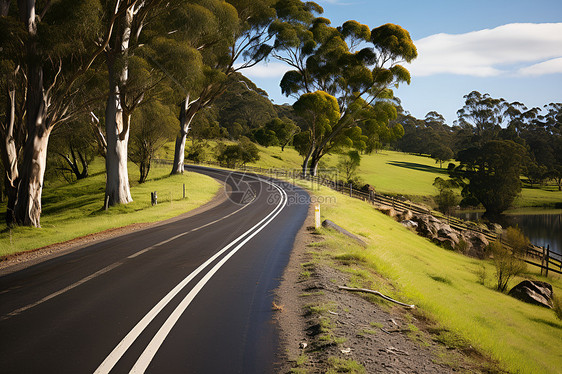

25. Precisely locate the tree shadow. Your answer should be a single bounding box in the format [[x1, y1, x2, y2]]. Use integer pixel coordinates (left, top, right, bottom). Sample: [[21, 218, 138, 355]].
[[387, 161, 449, 175], [529, 317, 562, 330]]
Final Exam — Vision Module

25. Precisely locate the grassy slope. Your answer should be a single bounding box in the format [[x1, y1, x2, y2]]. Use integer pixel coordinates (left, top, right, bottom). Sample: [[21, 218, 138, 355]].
[[250, 145, 562, 208], [0, 159, 220, 257], [297, 181, 562, 374]]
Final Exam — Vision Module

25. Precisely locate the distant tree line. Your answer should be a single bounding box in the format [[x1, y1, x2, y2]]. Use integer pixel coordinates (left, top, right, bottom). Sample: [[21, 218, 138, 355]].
[[395, 91, 562, 217]]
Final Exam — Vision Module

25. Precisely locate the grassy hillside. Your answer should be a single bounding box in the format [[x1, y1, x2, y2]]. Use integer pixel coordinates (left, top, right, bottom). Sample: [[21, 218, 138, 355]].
[[249, 145, 562, 208], [297, 180, 562, 374], [0, 159, 220, 257]]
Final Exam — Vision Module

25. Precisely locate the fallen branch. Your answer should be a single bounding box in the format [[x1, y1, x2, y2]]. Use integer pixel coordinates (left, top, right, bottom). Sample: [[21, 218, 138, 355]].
[[338, 286, 415, 309]]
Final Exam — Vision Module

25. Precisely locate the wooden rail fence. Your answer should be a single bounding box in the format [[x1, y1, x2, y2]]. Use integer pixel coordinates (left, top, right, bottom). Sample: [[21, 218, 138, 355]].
[[156, 159, 561, 277]]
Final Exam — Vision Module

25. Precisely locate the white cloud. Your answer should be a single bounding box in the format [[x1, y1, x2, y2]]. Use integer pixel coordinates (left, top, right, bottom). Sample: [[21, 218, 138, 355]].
[[409, 23, 562, 77], [234, 62, 292, 79], [518, 57, 562, 76]]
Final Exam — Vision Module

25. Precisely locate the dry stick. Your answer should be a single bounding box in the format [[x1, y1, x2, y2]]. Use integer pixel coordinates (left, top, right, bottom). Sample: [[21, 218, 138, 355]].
[[338, 286, 415, 309]]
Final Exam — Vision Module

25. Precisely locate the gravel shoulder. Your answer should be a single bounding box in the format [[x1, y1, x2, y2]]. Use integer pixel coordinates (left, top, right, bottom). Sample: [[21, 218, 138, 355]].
[[275, 207, 499, 373]]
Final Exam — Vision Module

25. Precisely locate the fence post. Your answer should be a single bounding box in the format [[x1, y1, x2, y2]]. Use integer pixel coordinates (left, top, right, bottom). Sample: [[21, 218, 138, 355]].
[[545, 245, 550, 277], [349, 183, 352, 197], [183, 183, 186, 199]]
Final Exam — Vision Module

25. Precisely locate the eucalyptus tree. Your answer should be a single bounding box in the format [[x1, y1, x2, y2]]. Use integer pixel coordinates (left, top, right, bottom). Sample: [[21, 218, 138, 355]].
[[163, 0, 278, 174], [270, 2, 417, 175], [101, 0, 174, 206], [0, 0, 127, 226], [292, 91, 340, 173]]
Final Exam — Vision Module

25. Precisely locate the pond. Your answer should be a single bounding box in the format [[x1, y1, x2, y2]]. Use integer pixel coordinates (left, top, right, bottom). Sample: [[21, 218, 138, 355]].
[[453, 210, 562, 256]]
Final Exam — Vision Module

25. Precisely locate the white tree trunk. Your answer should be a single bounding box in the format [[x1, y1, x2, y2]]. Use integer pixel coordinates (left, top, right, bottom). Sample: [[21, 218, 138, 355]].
[[171, 97, 197, 174], [104, 91, 132, 205], [171, 130, 188, 174], [13, 126, 51, 227], [104, 6, 133, 206]]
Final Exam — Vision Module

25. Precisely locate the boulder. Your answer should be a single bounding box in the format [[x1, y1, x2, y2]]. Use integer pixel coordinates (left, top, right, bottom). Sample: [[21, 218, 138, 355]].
[[401, 220, 418, 230], [461, 231, 489, 258], [377, 205, 396, 218], [437, 225, 460, 248], [400, 209, 414, 221], [508, 280, 554, 308], [411, 214, 440, 238]]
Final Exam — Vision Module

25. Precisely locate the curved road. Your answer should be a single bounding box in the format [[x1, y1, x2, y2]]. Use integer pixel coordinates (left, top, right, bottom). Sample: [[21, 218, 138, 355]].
[[0, 166, 309, 373]]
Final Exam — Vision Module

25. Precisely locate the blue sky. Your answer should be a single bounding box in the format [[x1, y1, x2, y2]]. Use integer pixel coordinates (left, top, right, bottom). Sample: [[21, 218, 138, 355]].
[[242, 0, 562, 125]]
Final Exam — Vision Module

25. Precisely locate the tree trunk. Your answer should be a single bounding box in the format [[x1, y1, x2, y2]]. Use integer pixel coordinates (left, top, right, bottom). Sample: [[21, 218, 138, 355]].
[[171, 97, 198, 174], [302, 144, 314, 177], [104, 7, 134, 206], [171, 130, 188, 174], [13, 125, 51, 227], [1, 80, 20, 224], [104, 89, 132, 205], [309, 148, 321, 177]]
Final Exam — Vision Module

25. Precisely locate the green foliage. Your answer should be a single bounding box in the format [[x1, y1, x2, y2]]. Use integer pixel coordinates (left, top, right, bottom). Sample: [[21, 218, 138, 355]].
[[489, 240, 527, 293], [271, 7, 416, 174], [217, 137, 260, 167], [432, 177, 459, 215], [337, 150, 361, 183], [430, 144, 454, 168], [453, 140, 528, 216], [130, 101, 177, 183]]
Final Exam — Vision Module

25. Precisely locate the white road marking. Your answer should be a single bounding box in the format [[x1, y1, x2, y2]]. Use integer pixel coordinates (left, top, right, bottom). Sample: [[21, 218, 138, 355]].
[[94, 175, 287, 374], [0, 262, 123, 321], [1, 183, 252, 321], [129, 184, 287, 373]]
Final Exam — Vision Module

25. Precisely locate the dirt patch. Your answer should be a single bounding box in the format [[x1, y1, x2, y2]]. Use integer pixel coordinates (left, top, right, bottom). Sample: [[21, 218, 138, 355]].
[[275, 208, 501, 373]]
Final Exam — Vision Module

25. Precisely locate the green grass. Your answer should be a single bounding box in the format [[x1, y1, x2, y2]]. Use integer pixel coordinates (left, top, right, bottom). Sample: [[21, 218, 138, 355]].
[[248, 145, 562, 208], [0, 159, 220, 257], [296, 181, 562, 374]]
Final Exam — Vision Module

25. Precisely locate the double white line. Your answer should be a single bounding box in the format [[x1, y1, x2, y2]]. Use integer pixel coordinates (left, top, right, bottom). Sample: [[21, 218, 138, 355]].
[[95, 175, 288, 374]]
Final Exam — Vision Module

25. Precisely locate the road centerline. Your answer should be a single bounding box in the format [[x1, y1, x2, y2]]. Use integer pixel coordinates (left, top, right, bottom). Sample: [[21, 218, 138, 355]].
[[94, 175, 286, 374]]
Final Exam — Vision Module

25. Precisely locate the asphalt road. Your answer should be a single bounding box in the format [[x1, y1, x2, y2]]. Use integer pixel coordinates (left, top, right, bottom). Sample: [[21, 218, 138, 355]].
[[0, 166, 309, 373]]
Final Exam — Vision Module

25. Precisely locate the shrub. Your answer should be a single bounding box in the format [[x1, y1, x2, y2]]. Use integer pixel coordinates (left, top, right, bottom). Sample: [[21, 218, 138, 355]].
[[489, 240, 526, 292]]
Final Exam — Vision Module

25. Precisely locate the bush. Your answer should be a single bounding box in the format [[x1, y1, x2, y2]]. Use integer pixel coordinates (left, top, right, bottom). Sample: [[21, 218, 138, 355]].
[[489, 240, 526, 292], [216, 137, 259, 168]]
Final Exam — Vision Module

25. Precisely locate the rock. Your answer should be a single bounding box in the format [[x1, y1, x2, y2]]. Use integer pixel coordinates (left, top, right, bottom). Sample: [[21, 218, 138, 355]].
[[461, 231, 489, 258], [377, 205, 396, 218], [401, 220, 418, 229], [411, 214, 439, 238], [508, 280, 554, 308], [400, 209, 414, 221], [436, 226, 460, 249]]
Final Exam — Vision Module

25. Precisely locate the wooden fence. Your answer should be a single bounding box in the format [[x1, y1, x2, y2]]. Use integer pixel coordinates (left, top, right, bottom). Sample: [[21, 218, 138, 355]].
[[160, 159, 561, 277]]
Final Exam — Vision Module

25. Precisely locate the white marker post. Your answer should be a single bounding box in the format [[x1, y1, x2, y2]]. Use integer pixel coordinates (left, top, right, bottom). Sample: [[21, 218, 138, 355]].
[[314, 203, 321, 229]]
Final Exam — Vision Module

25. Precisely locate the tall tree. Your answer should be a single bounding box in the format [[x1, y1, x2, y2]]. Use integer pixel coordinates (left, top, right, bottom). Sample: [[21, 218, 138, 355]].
[[103, 0, 169, 206], [271, 5, 417, 175], [452, 140, 528, 218], [166, 0, 277, 174], [292, 91, 340, 174], [0, 0, 119, 226]]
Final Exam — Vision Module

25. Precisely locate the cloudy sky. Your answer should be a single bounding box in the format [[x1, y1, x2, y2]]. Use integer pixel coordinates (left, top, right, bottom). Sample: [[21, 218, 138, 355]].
[[241, 0, 562, 125]]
